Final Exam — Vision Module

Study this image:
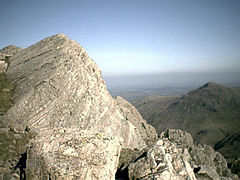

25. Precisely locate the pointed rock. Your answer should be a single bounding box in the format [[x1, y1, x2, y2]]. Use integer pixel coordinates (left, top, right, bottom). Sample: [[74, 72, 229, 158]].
[[4, 34, 154, 179]]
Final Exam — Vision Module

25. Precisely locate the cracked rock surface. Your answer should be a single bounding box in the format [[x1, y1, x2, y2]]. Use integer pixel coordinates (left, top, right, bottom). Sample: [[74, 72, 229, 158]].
[[3, 34, 156, 179]]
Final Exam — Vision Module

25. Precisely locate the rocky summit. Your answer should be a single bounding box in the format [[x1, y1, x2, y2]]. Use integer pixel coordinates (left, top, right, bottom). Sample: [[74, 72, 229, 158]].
[[1, 34, 156, 179], [0, 34, 238, 179]]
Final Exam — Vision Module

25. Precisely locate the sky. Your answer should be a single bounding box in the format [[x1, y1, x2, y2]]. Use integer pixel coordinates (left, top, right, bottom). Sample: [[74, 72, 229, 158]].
[[0, 0, 240, 76]]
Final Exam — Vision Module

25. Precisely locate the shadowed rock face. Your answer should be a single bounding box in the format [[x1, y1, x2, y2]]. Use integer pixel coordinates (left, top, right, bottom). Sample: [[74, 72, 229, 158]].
[[4, 34, 156, 179]]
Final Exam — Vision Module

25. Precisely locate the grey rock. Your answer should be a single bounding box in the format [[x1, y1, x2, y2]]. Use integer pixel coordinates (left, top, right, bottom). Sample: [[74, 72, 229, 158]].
[[114, 96, 158, 146], [166, 129, 237, 179], [166, 129, 194, 148], [128, 138, 197, 180], [0, 45, 22, 57], [4, 34, 150, 179]]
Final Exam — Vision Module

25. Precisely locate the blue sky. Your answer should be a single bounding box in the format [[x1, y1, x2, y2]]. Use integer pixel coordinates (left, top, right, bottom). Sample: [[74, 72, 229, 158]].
[[1, 0, 239, 76]]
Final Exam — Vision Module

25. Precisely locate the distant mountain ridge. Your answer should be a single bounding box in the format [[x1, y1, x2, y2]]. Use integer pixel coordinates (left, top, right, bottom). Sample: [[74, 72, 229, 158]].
[[134, 82, 240, 162]]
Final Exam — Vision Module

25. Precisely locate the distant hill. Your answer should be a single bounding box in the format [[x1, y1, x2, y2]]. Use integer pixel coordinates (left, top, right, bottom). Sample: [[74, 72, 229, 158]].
[[134, 82, 240, 162], [134, 95, 178, 124]]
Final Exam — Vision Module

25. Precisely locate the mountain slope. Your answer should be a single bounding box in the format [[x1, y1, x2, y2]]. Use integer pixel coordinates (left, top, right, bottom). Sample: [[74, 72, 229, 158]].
[[134, 95, 178, 124], [135, 82, 240, 162], [214, 131, 240, 163]]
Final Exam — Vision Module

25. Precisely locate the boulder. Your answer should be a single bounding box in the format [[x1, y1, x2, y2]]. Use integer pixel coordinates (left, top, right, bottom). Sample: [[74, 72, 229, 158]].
[[166, 129, 194, 148], [128, 138, 197, 179], [167, 129, 238, 179]]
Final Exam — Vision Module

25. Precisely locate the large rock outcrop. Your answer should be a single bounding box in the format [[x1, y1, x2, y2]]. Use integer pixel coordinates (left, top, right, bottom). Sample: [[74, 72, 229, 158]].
[[166, 129, 238, 179], [127, 138, 197, 180], [3, 34, 156, 179], [122, 129, 238, 179]]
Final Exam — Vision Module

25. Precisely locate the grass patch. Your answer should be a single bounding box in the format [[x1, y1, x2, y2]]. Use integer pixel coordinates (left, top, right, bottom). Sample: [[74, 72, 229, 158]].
[[0, 73, 15, 114]]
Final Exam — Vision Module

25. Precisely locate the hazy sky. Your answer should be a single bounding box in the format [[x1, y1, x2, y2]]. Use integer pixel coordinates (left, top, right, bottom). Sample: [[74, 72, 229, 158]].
[[1, 0, 239, 76]]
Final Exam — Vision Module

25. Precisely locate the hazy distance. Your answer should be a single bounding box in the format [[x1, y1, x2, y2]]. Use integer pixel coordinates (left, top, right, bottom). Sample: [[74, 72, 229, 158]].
[[104, 72, 240, 100]]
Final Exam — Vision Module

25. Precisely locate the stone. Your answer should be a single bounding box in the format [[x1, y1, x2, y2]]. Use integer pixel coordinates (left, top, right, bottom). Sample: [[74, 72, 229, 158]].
[[128, 139, 197, 180], [4, 34, 152, 179], [126, 129, 237, 180], [63, 148, 78, 157], [166, 129, 194, 148], [166, 129, 237, 179], [0, 45, 22, 57], [114, 96, 158, 146], [0, 60, 7, 73]]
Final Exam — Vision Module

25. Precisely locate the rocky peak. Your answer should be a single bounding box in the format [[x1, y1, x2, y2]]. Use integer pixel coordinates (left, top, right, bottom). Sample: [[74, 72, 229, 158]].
[[3, 34, 156, 179], [198, 81, 224, 90]]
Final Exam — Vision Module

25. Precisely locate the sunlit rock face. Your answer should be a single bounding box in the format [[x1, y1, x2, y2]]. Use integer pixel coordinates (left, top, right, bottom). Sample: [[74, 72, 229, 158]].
[[114, 96, 158, 146], [128, 138, 197, 180], [0, 60, 7, 73], [5, 34, 154, 179], [124, 129, 238, 180], [166, 129, 238, 180]]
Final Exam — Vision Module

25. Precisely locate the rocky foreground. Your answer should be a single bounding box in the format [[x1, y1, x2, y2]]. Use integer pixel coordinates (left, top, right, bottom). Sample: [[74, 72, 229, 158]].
[[0, 34, 239, 179]]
